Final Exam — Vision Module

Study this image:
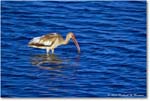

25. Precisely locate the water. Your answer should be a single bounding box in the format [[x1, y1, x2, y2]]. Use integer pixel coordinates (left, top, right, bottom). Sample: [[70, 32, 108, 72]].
[[1, 1, 146, 98]]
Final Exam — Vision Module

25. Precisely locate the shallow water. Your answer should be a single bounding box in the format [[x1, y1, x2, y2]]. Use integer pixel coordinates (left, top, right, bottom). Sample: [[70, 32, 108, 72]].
[[1, 1, 146, 97]]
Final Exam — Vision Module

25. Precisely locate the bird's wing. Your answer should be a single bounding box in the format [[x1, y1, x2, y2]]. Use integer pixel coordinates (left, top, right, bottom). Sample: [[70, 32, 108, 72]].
[[29, 33, 58, 47]]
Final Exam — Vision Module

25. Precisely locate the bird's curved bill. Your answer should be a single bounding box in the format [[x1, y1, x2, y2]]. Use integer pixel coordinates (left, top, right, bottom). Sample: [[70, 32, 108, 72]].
[[72, 35, 80, 53]]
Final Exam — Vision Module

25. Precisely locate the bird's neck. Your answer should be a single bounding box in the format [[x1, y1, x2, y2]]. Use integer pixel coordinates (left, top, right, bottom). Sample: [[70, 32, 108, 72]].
[[63, 35, 71, 45]]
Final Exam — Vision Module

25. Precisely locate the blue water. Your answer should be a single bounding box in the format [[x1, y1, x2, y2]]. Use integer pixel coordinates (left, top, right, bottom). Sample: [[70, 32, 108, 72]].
[[1, 1, 146, 98]]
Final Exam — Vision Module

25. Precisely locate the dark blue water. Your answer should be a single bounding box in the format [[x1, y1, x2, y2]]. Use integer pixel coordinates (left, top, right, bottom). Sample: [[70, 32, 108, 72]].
[[1, 1, 146, 98]]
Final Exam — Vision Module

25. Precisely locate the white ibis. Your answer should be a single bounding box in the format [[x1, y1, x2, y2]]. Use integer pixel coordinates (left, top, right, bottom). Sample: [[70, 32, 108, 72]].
[[28, 32, 80, 54]]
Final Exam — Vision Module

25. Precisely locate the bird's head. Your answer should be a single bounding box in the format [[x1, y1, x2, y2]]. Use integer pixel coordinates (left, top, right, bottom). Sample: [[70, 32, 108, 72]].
[[68, 32, 80, 53]]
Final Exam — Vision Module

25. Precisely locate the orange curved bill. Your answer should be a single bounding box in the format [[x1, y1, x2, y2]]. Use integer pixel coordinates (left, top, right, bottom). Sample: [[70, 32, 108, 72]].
[[72, 35, 80, 53]]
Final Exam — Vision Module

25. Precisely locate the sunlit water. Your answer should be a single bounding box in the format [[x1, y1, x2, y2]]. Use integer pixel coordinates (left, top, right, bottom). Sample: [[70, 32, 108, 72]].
[[1, 1, 146, 97]]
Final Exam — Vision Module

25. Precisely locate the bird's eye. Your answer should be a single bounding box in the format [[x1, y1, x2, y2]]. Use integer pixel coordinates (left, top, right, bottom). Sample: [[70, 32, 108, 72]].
[[71, 34, 75, 38]]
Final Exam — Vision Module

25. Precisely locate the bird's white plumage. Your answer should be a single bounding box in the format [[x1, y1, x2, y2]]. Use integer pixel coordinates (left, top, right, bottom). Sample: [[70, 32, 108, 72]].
[[30, 37, 41, 43], [43, 40, 52, 45]]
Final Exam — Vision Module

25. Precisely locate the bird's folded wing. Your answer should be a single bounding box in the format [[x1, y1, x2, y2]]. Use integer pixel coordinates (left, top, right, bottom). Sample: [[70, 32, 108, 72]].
[[29, 36, 55, 47], [28, 33, 59, 47]]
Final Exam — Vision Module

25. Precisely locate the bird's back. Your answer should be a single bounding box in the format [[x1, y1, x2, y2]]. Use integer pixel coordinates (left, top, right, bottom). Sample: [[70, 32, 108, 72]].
[[28, 33, 64, 49]]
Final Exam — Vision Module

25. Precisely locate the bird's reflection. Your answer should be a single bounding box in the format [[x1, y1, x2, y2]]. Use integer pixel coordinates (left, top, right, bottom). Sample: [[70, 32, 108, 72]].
[[30, 54, 81, 91], [31, 54, 64, 70]]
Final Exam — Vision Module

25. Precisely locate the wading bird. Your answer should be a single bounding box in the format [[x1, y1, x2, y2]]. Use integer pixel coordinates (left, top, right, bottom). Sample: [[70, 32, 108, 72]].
[[28, 32, 80, 54]]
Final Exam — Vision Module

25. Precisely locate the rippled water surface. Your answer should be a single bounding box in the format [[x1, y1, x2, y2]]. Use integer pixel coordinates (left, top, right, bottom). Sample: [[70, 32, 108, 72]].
[[1, 1, 146, 97]]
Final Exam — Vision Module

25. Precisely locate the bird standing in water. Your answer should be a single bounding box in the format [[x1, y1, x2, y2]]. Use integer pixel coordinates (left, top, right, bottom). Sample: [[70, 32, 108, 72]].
[[28, 32, 80, 54]]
